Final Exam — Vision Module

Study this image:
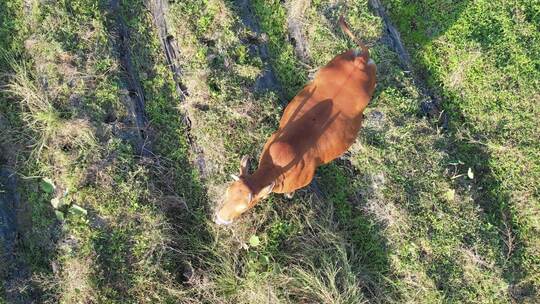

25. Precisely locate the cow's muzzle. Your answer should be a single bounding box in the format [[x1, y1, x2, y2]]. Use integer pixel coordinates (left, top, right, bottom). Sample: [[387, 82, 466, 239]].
[[214, 213, 233, 225]]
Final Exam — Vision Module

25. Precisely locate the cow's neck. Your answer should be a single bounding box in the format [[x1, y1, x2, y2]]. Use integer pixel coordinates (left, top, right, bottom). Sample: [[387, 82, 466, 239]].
[[245, 163, 281, 194]]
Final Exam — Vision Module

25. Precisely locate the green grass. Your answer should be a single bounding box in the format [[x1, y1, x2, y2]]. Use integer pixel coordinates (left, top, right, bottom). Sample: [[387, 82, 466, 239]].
[[384, 0, 540, 300], [1, 0, 538, 302], [2, 0, 203, 302], [0, 0, 26, 144]]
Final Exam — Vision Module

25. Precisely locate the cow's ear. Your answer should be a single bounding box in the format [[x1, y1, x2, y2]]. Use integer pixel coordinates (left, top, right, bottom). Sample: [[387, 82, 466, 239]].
[[239, 155, 250, 176], [258, 181, 275, 199]]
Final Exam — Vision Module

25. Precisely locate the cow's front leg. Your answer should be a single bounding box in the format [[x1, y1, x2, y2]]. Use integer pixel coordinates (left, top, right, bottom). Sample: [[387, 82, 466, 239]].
[[284, 192, 295, 199]]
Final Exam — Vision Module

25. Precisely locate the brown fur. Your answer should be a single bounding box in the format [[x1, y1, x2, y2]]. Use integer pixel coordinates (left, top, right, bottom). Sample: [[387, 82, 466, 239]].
[[216, 16, 377, 224]]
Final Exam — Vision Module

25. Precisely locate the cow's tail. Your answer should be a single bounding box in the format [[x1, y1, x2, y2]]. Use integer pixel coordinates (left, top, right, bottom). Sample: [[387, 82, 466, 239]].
[[339, 16, 369, 59]]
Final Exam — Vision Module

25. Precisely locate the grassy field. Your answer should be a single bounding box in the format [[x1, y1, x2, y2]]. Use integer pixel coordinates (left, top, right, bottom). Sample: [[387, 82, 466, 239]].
[[383, 0, 540, 300], [0, 0, 538, 303]]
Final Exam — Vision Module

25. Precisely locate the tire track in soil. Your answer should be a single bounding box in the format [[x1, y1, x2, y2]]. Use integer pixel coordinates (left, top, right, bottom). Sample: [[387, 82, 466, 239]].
[[368, 0, 412, 69], [109, 0, 152, 156], [286, 0, 311, 64], [0, 169, 31, 304], [146, 0, 209, 177], [233, 0, 284, 101], [368, 0, 447, 125]]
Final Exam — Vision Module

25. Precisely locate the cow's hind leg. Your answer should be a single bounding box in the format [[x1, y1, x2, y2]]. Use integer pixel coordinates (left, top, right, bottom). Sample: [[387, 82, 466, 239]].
[[284, 192, 295, 199]]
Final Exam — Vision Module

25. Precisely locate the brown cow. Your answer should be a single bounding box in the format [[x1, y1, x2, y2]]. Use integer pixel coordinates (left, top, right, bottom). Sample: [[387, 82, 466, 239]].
[[215, 16, 377, 225]]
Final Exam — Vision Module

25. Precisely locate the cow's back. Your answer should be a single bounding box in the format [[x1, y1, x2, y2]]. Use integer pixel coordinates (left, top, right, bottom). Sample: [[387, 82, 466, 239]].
[[259, 50, 375, 193], [279, 51, 373, 161]]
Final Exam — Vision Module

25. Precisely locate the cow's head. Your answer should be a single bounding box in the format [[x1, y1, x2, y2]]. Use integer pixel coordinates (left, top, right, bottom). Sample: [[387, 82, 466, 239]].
[[214, 156, 274, 225]]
